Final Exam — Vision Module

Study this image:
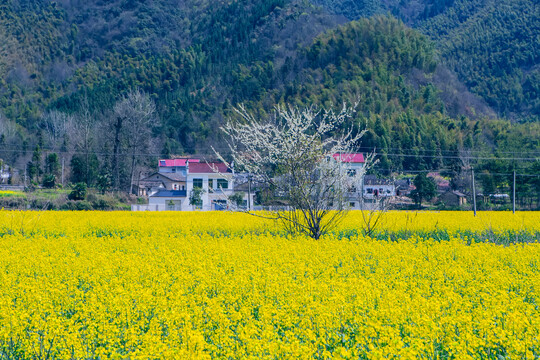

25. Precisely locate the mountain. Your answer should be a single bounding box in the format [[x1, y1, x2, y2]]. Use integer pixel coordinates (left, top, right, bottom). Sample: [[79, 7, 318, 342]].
[[311, 0, 540, 120], [0, 0, 538, 189]]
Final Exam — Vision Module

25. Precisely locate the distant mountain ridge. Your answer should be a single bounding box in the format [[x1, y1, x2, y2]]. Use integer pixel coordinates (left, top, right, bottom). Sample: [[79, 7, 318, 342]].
[[312, 0, 540, 120], [0, 0, 538, 179]]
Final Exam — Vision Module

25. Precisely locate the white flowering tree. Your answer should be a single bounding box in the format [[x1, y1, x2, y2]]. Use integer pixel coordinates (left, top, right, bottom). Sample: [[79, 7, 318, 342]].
[[214, 104, 374, 239]]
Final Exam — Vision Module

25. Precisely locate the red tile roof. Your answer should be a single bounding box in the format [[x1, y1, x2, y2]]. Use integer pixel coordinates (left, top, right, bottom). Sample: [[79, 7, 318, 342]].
[[188, 162, 231, 174], [159, 158, 200, 167], [333, 153, 365, 163]]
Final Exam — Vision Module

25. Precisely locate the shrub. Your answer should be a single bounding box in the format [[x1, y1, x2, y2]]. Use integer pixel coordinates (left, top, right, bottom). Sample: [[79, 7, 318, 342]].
[[68, 183, 87, 201]]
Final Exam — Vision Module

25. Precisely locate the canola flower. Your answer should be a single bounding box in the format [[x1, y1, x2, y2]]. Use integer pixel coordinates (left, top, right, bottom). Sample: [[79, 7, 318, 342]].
[[0, 190, 24, 198], [0, 210, 539, 359]]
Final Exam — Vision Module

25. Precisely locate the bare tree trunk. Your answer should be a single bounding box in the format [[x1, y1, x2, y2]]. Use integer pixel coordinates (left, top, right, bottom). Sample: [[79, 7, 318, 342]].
[[129, 151, 136, 195], [113, 116, 123, 191]]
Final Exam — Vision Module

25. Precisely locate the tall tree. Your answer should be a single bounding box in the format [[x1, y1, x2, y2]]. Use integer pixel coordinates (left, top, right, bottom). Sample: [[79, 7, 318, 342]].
[[113, 89, 157, 194], [215, 104, 373, 240], [411, 172, 437, 208], [72, 97, 97, 187]]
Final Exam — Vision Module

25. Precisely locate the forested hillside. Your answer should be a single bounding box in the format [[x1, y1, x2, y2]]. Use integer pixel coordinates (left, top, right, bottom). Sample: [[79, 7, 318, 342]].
[[0, 0, 538, 192], [313, 0, 540, 120]]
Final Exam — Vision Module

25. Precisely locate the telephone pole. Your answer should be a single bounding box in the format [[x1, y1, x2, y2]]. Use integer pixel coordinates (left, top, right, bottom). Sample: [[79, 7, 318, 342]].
[[61, 157, 65, 188], [471, 168, 477, 217], [513, 170, 516, 214], [247, 174, 252, 211]]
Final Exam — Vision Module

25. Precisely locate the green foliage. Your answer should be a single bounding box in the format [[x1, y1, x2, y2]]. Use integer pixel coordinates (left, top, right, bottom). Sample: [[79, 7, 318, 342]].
[[45, 153, 60, 177], [0, 1, 537, 185], [70, 154, 99, 187], [411, 173, 437, 207], [315, 0, 539, 120], [421, 0, 540, 119], [189, 187, 203, 207], [229, 192, 245, 208], [96, 174, 112, 195], [68, 183, 87, 201], [42, 174, 56, 189]]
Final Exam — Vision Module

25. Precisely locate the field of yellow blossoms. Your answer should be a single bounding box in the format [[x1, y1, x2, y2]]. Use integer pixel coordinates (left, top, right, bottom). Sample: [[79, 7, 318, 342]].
[[0, 210, 539, 359]]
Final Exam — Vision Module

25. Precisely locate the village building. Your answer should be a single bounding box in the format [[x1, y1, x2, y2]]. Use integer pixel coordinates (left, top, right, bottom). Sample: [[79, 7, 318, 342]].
[[133, 158, 254, 211], [395, 178, 413, 196], [362, 175, 396, 199], [133, 153, 402, 211], [333, 153, 367, 209], [438, 190, 468, 207], [136, 172, 186, 196]]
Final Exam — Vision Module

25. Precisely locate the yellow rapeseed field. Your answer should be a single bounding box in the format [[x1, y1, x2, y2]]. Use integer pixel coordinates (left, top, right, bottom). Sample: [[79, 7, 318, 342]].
[[0, 211, 539, 359]]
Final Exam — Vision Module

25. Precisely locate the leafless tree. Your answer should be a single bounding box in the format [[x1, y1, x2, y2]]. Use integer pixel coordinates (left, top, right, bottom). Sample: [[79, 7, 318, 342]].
[[71, 97, 97, 186], [0, 113, 18, 139], [214, 103, 374, 239], [41, 110, 76, 151], [358, 196, 392, 237], [114, 89, 157, 194]]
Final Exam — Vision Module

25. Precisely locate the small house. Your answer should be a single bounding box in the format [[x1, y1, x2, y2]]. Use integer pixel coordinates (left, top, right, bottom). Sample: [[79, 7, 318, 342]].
[[133, 158, 254, 211], [438, 190, 467, 207], [363, 175, 396, 198], [138, 172, 187, 193]]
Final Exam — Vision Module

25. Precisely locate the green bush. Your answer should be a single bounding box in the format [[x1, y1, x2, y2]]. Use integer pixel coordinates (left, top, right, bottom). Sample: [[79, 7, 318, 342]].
[[68, 183, 87, 201], [42, 174, 56, 189]]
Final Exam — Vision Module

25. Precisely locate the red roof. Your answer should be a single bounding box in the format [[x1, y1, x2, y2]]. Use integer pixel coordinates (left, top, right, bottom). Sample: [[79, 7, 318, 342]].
[[159, 158, 200, 167], [188, 162, 231, 174], [333, 153, 365, 163]]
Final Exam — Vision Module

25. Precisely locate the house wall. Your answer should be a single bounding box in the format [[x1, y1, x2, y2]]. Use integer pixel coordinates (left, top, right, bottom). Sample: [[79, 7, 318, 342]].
[[145, 173, 186, 191], [159, 166, 187, 175], [148, 196, 184, 211], [185, 173, 235, 211], [363, 184, 396, 198], [439, 193, 467, 206], [141, 173, 254, 212]]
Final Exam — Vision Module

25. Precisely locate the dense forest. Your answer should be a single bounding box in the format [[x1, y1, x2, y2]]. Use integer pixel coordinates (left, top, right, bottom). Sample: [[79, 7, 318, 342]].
[[0, 0, 538, 199], [314, 0, 540, 120]]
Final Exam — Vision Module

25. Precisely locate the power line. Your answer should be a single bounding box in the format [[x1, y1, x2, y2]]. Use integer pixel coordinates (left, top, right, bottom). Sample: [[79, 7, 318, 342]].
[[357, 146, 540, 156], [371, 152, 540, 162], [1, 146, 539, 162]]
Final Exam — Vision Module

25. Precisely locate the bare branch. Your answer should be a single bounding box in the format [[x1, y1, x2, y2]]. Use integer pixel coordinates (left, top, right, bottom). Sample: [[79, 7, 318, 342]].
[[214, 103, 373, 239]]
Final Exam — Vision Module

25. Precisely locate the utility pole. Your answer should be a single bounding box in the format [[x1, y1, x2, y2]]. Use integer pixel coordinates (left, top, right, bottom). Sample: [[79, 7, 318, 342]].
[[61, 157, 65, 188], [247, 174, 252, 211], [137, 171, 142, 197], [513, 170, 516, 214], [471, 168, 477, 217]]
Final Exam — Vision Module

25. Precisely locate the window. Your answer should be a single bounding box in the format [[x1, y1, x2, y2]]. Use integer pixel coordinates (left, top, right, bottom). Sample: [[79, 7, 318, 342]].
[[349, 202, 355, 208], [217, 179, 229, 189], [193, 178, 203, 189], [367, 188, 373, 194], [208, 179, 214, 193], [347, 169, 356, 177]]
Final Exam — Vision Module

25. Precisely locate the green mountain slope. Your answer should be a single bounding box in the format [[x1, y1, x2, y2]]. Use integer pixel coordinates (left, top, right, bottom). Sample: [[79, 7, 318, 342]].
[[421, 0, 540, 119], [0, 0, 538, 185], [312, 0, 540, 121]]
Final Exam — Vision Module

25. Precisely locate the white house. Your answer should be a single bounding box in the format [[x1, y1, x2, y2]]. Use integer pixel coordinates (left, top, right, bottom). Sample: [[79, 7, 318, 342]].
[[133, 158, 254, 211], [185, 161, 234, 211], [332, 154, 396, 209], [362, 175, 396, 199], [0, 162, 10, 184], [333, 153, 366, 209]]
